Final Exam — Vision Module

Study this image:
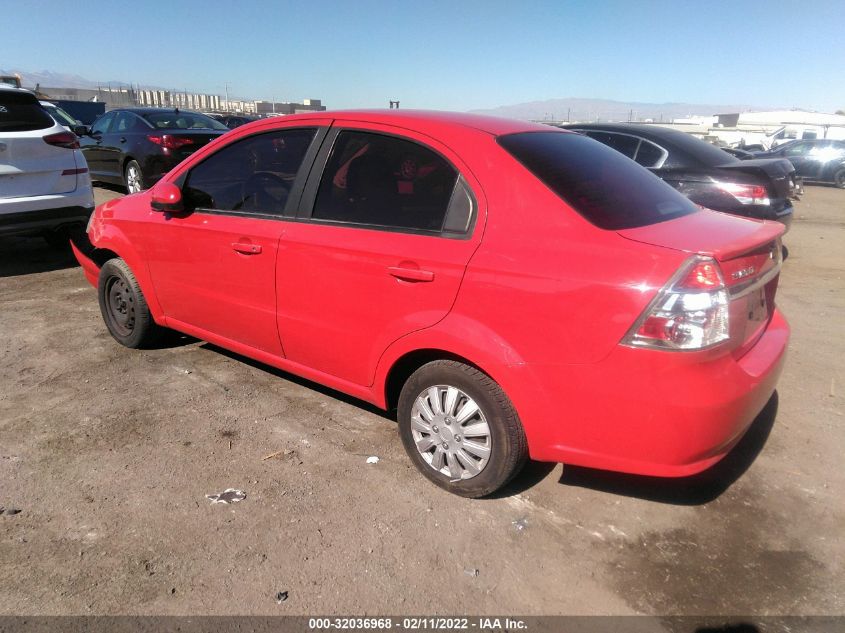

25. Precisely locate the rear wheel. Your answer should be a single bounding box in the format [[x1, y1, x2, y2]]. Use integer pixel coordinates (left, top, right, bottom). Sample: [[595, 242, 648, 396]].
[[834, 168, 845, 189], [97, 258, 161, 348], [124, 160, 145, 194], [397, 360, 527, 498]]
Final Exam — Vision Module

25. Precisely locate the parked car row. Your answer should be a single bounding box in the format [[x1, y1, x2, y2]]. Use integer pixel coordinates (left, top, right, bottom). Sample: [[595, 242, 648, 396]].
[[73, 110, 790, 497]]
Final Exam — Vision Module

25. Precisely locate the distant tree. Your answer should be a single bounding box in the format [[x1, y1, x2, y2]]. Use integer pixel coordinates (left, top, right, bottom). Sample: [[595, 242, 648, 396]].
[[837, 110, 845, 115]]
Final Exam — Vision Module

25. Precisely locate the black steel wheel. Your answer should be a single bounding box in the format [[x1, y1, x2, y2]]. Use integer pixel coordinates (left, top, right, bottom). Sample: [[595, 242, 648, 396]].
[[97, 258, 161, 348]]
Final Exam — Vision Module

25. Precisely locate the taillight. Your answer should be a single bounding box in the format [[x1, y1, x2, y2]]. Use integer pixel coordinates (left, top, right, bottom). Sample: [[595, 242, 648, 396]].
[[147, 134, 194, 150], [43, 131, 80, 149], [715, 181, 769, 205], [623, 256, 730, 351]]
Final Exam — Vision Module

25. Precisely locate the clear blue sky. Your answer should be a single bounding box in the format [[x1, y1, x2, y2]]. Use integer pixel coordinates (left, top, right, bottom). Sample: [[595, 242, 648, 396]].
[[2, 0, 843, 112]]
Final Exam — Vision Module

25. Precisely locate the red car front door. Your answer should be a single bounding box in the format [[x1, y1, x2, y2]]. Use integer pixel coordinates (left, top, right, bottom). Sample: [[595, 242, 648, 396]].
[[275, 124, 485, 387], [142, 126, 325, 356]]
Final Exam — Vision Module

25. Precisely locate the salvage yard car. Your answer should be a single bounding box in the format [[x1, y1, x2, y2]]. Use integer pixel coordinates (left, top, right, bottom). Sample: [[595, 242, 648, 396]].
[[1, 85, 94, 246], [73, 111, 789, 497], [562, 123, 797, 231], [79, 108, 229, 194], [750, 139, 845, 189]]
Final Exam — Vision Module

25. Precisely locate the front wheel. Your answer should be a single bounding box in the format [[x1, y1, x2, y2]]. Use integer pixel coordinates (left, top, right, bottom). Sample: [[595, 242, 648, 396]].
[[97, 258, 161, 348], [834, 168, 845, 189], [124, 160, 145, 194], [397, 360, 527, 498]]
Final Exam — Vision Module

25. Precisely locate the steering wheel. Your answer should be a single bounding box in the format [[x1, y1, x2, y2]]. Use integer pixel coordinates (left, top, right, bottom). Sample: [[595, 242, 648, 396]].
[[236, 172, 291, 213]]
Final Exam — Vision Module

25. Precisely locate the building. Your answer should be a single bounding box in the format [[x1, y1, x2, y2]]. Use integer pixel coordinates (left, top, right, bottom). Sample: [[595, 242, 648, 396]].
[[252, 99, 326, 116], [36, 83, 325, 116]]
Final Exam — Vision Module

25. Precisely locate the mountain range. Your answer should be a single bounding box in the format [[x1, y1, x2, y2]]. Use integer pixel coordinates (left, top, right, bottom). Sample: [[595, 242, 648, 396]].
[[469, 98, 771, 122]]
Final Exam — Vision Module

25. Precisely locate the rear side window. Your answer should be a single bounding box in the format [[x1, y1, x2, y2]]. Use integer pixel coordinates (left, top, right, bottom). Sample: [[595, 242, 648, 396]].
[[584, 131, 638, 159], [312, 131, 459, 233], [634, 140, 665, 167], [499, 131, 698, 230], [0, 91, 54, 132]]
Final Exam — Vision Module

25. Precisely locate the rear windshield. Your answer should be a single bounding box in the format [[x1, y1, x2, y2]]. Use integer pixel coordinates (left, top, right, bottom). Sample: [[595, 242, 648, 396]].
[[0, 91, 54, 132], [141, 111, 228, 131], [498, 131, 698, 230]]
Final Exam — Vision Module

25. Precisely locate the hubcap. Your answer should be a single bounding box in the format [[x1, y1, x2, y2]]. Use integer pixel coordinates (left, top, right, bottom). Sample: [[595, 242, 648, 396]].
[[126, 165, 141, 193], [105, 276, 135, 335], [410, 385, 492, 481]]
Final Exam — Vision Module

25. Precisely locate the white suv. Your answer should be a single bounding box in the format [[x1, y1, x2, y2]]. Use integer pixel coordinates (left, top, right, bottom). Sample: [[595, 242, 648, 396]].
[[0, 85, 94, 246]]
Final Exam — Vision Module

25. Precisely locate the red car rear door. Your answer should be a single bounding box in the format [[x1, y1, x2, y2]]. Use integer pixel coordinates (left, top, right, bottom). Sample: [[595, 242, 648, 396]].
[[275, 123, 485, 387], [142, 125, 328, 356]]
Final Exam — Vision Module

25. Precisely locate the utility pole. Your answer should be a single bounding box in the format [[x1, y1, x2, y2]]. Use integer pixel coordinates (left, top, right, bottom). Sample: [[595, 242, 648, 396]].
[[224, 82, 230, 110]]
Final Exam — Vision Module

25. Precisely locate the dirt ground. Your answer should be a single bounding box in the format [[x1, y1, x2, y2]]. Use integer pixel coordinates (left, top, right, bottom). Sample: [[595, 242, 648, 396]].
[[0, 185, 843, 616]]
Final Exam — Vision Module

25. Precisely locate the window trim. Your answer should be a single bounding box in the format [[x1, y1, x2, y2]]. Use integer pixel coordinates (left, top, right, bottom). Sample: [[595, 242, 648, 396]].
[[176, 126, 328, 220], [295, 127, 477, 240]]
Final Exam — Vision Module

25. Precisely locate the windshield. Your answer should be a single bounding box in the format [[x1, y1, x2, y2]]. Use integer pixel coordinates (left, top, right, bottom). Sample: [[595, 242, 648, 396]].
[[141, 111, 228, 131], [45, 104, 79, 128], [499, 131, 698, 230]]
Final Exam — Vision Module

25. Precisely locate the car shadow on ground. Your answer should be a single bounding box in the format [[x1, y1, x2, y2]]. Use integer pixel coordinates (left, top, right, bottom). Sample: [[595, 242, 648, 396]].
[[199, 342, 392, 419], [0, 236, 79, 278], [557, 392, 779, 505]]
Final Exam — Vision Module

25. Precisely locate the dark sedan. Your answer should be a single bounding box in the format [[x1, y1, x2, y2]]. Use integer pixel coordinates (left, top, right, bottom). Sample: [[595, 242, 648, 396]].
[[79, 108, 229, 193], [751, 139, 845, 189], [561, 123, 796, 230]]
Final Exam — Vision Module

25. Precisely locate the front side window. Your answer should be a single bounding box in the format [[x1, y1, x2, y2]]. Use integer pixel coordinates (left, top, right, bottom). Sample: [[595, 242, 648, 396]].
[[91, 112, 115, 135], [784, 142, 812, 157], [312, 131, 459, 232], [499, 131, 697, 230], [182, 128, 317, 215], [0, 91, 54, 132]]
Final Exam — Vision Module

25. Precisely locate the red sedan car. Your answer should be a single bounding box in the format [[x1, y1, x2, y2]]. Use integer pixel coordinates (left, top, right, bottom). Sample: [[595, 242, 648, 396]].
[[73, 110, 789, 497]]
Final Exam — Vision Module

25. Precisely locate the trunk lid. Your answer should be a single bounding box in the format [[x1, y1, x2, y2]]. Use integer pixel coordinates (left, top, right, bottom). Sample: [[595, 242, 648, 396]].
[[715, 157, 795, 200], [619, 209, 784, 353]]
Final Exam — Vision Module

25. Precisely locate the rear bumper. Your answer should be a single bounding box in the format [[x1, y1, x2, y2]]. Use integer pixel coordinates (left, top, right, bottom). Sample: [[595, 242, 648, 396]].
[[0, 205, 94, 237], [520, 308, 789, 477]]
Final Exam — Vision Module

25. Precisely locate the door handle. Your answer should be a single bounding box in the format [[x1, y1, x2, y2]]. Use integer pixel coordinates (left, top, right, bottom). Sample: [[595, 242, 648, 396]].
[[388, 266, 435, 282], [232, 242, 262, 254], [119, 137, 127, 143]]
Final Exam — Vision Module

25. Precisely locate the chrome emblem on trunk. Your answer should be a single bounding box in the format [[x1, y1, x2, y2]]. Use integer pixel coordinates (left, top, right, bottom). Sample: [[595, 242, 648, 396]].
[[732, 266, 756, 280]]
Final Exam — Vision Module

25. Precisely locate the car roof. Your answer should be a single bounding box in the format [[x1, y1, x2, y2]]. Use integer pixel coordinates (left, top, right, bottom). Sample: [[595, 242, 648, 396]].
[[260, 109, 556, 137]]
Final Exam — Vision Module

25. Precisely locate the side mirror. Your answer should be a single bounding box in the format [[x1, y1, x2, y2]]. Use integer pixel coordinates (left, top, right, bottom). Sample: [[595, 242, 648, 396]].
[[150, 182, 184, 212], [73, 124, 89, 137]]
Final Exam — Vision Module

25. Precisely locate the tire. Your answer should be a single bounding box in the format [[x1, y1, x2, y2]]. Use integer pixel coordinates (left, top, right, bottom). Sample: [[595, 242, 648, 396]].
[[834, 168, 845, 189], [397, 360, 528, 498], [97, 258, 161, 348], [124, 159, 145, 194]]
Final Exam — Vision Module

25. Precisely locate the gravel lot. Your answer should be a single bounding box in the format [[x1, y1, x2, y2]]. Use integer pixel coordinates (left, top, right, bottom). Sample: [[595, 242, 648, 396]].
[[1, 185, 843, 616]]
